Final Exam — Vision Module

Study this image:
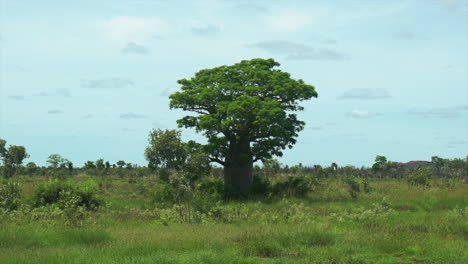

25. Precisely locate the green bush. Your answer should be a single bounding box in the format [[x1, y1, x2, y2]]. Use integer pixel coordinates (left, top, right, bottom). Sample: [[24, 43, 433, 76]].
[[191, 177, 224, 213], [407, 167, 432, 187], [343, 177, 360, 199], [152, 182, 175, 208], [0, 181, 21, 211], [251, 175, 272, 195], [34, 179, 102, 210], [272, 175, 318, 198]]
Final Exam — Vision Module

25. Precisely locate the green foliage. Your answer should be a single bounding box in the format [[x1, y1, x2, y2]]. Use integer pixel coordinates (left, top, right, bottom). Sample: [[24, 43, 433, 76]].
[[271, 175, 318, 198], [145, 129, 186, 171], [343, 177, 360, 199], [34, 179, 101, 210], [25, 162, 38, 176], [407, 167, 432, 187], [0, 181, 21, 211], [169, 58, 317, 193], [251, 175, 271, 195], [46, 154, 71, 169], [0, 139, 29, 178], [362, 178, 372, 193], [183, 142, 211, 184], [151, 182, 175, 208]]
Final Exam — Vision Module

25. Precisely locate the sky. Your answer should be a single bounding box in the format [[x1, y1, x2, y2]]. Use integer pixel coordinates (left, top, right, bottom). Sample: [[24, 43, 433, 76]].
[[0, 0, 467, 167]]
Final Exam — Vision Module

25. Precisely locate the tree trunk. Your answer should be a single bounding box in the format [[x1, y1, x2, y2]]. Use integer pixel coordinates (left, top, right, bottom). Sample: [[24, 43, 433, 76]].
[[223, 139, 253, 195]]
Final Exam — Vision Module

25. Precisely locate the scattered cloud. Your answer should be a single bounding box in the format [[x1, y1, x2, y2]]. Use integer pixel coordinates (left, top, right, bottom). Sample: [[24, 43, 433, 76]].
[[233, 3, 269, 13], [394, 32, 427, 40], [47, 109, 63, 114], [407, 105, 468, 118], [81, 78, 134, 89], [152, 121, 166, 128], [267, 11, 311, 32], [342, 133, 365, 137], [105, 16, 167, 44], [250, 40, 350, 61], [121, 42, 150, 54], [348, 110, 381, 119], [33, 88, 71, 97], [437, 0, 465, 8], [447, 140, 468, 148], [191, 25, 220, 36], [8, 95, 25, 100], [338, 88, 392, 100], [309, 35, 338, 44], [119, 112, 148, 119]]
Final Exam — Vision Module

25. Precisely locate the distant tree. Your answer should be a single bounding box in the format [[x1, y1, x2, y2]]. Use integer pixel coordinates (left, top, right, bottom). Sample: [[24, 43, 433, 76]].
[[0, 139, 6, 160], [0, 140, 29, 178], [84, 161, 96, 169], [262, 159, 281, 176], [331, 162, 338, 171], [26, 162, 38, 176], [105, 161, 111, 170], [169, 58, 317, 194], [47, 154, 64, 169], [95, 158, 105, 170], [144, 129, 186, 171], [145, 129, 211, 183], [116, 160, 126, 168], [372, 155, 388, 178]]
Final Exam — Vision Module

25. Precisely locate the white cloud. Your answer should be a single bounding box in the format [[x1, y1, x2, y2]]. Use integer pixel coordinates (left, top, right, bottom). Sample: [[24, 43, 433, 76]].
[[121, 42, 150, 55], [348, 110, 382, 119], [267, 11, 311, 32], [350, 110, 371, 118], [407, 105, 468, 118], [105, 16, 167, 44], [250, 40, 349, 61], [338, 89, 392, 100]]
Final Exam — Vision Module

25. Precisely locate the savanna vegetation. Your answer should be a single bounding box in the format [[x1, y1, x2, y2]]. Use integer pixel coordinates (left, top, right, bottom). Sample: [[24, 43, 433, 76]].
[[1, 59, 467, 263]]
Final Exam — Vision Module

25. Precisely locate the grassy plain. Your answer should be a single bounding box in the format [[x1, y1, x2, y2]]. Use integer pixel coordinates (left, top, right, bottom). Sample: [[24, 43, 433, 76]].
[[1, 175, 467, 263]]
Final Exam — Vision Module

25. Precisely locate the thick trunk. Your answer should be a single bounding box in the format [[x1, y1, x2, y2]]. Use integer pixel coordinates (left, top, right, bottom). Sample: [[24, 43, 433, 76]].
[[224, 162, 253, 195], [223, 139, 253, 195]]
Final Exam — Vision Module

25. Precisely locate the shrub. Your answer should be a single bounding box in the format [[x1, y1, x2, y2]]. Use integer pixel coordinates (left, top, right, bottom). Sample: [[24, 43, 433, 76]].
[[407, 167, 431, 187], [272, 175, 318, 198], [0, 181, 21, 211], [191, 177, 224, 213], [343, 177, 360, 199], [152, 182, 175, 208], [251, 175, 272, 195], [34, 179, 101, 210]]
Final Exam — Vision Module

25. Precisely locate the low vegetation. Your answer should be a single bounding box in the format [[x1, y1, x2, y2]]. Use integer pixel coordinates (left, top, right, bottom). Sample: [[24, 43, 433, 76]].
[[0, 168, 467, 263]]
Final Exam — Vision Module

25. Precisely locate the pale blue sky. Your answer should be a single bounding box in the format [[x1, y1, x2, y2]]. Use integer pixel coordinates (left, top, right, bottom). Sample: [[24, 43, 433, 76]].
[[1, 0, 467, 167]]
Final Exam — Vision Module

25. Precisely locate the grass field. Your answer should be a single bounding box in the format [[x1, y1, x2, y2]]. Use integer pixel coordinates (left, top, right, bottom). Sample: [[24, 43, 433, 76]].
[[1, 175, 467, 263]]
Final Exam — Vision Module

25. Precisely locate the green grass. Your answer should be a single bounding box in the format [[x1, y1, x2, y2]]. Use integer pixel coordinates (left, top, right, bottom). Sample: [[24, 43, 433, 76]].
[[1, 176, 467, 263]]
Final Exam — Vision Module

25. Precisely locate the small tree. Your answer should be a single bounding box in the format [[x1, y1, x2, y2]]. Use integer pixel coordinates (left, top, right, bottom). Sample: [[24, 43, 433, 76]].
[[145, 129, 211, 184], [26, 162, 38, 176], [145, 129, 186, 171], [47, 154, 64, 169], [116, 160, 126, 168], [0, 139, 29, 178]]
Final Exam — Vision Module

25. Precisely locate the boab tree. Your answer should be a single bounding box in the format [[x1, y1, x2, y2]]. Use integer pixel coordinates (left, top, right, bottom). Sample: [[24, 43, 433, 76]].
[[169, 58, 317, 194]]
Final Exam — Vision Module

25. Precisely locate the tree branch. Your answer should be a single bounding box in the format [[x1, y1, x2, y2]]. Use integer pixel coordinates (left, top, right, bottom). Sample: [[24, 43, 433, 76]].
[[209, 157, 226, 166]]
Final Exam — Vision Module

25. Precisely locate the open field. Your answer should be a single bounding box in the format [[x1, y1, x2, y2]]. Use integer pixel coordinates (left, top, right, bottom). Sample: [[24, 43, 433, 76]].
[[1, 175, 467, 263]]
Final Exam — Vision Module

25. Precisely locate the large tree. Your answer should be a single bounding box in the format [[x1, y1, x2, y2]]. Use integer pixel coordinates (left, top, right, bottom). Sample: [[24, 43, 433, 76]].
[[169, 58, 317, 194]]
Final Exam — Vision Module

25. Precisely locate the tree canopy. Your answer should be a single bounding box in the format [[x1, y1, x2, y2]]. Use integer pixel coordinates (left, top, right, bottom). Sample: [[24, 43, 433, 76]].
[[169, 58, 317, 193]]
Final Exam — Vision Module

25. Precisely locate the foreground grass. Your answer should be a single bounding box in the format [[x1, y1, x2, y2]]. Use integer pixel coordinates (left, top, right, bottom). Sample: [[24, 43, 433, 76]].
[[1, 176, 467, 263]]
